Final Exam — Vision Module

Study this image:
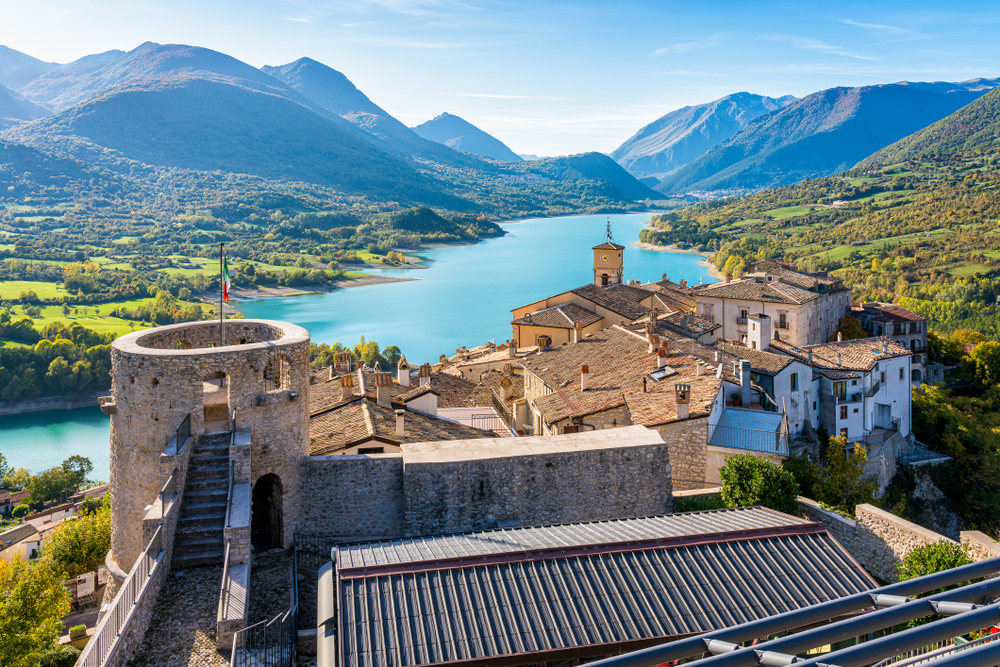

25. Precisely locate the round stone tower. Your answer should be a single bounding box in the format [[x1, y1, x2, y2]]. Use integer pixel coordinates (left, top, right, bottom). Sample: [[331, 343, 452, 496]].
[[105, 319, 310, 587]]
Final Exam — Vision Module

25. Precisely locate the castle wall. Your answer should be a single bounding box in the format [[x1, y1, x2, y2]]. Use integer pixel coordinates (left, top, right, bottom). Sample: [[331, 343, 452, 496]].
[[656, 417, 708, 490], [298, 455, 406, 539], [107, 320, 310, 576]]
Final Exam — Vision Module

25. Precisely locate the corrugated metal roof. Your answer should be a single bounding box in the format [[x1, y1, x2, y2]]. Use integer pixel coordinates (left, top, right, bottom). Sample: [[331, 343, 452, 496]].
[[338, 528, 875, 667], [335, 507, 808, 569]]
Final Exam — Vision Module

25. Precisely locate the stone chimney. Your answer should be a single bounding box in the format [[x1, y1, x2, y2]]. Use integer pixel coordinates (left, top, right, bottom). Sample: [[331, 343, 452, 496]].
[[657, 348, 668, 368], [397, 355, 411, 387], [663, 338, 673, 355], [725, 274, 732, 283], [418, 363, 432, 386], [572, 321, 583, 344], [500, 376, 512, 401], [439, 354, 449, 368], [808, 350, 814, 365], [650, 308, 659, 331], [740, 359, 751, 405], [687, 312, 694, 328], [837, 331, 843, 342], [581, 364, 590, 392], [696, 361, 705, 376], [679, 279, 687, 288], [675, 383, 691, 420], [334, 352, 352, 373], [340, 373, 354, 402], [714, 350, 721, 363], [748, 313, 772, 352], [648, 333, 660, 354], [395, 410, 405, 437], [375, 372, 392, 408], [882, 340, 889, 354], [508, 338, 517, 357], [662, 272, 667, 281], [837, 352, 843, 366]]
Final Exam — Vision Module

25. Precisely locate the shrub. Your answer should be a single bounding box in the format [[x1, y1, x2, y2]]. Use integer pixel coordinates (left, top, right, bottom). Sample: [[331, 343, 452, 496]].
[[11, 504, 28, 519], [673, 493, 726, 513], [719, 453, 800, 515], [897, 541, 974, 584], [782, 455, 821, 499]]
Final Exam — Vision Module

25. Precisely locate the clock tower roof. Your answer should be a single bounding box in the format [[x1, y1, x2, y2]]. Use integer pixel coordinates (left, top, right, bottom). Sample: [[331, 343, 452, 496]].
[[593, 241, 625, 250]]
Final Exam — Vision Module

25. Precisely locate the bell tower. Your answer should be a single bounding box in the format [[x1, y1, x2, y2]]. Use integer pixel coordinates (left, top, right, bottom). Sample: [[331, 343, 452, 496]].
[[593, 219, 624, 287]]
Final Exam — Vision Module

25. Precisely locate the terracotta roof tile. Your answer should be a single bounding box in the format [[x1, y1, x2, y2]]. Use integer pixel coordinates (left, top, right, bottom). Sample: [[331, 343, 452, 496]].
[[570, 283, 649, 320], [691, 278, 819, 304], [592, 241, 625, 250], [511, 303, 603, 329], [769, 336, 911, 373], [715, 342, 795, 376]]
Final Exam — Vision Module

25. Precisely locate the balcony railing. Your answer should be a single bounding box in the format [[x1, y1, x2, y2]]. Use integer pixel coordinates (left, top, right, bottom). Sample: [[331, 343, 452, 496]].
[[736, 317, 748, 326], [837, 392, 863, 404], [709, 425, 789, 455], [776, 321, 789, 330], [864, 380, 881, 397]]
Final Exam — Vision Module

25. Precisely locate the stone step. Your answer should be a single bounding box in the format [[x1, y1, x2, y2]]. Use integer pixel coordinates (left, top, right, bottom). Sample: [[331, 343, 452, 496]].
[[187, 465, 229, 481], [177, 510, 226, 530], [183, 488, 228, 504], [188, 454, 229, 467], [172, 549, 225, 568], [192, 442, 229, 454], [174, 535, 225, 554], [180, 497, 227, 512], [176, 524, 225, 541]]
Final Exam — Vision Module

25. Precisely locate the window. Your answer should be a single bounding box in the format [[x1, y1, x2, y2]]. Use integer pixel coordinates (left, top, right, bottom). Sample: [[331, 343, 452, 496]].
[[840, 428, 848, 438], [899, 367, 904, 380], [790, 373, 799, 391], [813, 401, 817, 410], [536, 335, 552, 348], [880, 371, 887, 385], [833, 381, 846, 400], [778, 313, 788, 330], [840, 406, 848, 420], [358, 446, 384, 455]]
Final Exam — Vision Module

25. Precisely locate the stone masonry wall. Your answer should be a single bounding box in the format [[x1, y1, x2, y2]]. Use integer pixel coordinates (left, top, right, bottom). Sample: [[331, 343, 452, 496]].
[[552, 405, 632, 435], [298, 455, 406, 539], [656, 417, 708, 491], [854, 504, 951, 582], [961, 531, 1000, 575], [403, 444, 673, 536], [798, 497, 858, 553]]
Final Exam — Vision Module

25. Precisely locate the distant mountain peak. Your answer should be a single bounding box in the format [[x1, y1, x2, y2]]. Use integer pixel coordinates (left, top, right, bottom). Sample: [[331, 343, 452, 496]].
[[610, 92, 794, 180], [412, 112, 521, 162], [0, 45, 60, 90]]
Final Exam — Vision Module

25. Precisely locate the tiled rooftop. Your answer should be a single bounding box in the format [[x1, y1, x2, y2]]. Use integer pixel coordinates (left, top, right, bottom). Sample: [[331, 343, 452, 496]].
[[524, 325, 722, 427], [770, 336, 911, 373], [510, 302, 603, 329], [692, 277, 820, 304], [716, 341, 795, 375], [570, 283, 650, 320]]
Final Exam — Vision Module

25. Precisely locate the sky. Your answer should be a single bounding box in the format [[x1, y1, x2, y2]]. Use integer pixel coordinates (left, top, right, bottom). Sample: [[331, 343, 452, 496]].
[[1, 0, 998, 156]]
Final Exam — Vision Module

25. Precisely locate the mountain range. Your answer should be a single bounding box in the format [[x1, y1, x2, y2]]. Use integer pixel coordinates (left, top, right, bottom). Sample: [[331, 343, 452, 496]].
[[0, 42, 656, 212], [412, 112, 522, 162], [610, 92, 795, 181]]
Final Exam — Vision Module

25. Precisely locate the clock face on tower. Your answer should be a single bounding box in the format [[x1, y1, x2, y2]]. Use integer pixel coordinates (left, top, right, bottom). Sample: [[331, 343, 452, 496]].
[[600, 253, 610, 263]]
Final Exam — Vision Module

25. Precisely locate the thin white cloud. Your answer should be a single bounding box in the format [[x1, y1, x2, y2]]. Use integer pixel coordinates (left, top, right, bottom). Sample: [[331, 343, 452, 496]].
[[653, 32, 734, 57], [760, 33, 876, 61], [652, 70, 727, 77], [839, 19, 908, 36], [284, 17, 315, 23]]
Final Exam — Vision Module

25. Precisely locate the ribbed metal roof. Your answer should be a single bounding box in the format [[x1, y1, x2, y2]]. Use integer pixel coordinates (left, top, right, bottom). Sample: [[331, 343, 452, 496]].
[[337, 511, 875, 667], [336, 507, 808, 569]]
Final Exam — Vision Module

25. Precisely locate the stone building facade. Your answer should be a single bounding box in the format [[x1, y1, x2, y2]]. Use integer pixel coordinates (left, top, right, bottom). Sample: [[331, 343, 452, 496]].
[[105, 320, 310, 591]]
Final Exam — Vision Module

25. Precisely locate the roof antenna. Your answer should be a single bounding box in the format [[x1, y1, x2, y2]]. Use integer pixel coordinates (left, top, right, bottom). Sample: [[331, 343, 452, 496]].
[[604, 217, 614, 244]]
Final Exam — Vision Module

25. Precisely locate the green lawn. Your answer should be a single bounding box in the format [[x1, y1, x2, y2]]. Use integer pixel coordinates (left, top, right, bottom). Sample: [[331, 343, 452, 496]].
[[844, 177, 878, 187], [0, 280, 70, 300], [950, 264, 992, 277], [761, 206, 812, 219], [0, 338, 31, 348], [11, 297, 213, 336], [807, 228, 953, 262]]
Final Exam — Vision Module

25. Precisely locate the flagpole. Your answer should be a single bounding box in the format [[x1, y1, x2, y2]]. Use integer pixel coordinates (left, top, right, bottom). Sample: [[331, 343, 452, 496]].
[[219, 242, 224, 347]]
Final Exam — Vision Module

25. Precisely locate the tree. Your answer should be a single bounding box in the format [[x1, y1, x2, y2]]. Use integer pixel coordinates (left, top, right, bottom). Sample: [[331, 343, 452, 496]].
[[0, 452, 8, 487], [27, 467, 67, 504], [59, 456, 92, 494], [968, 340, 1000, 386], [0, 556, 72, 667], [830, 314, 867, 342], [45, 496, 110, 578], [719, 453, 800, 515], [4, 467, 32, 491], [817, 436, 876, 514]]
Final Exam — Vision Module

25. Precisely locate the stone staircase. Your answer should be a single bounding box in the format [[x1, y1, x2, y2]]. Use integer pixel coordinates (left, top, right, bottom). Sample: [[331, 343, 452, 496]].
[[173, 432, 230, 568]]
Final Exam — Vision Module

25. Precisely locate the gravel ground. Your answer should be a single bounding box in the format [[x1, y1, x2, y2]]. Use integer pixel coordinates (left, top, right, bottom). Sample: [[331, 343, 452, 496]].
[[248, 549, 294, 624], [130, 565, 230, 667]]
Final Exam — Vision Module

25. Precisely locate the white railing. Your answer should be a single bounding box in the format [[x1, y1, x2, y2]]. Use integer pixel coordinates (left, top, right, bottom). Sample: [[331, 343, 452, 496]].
[[76, 526, 164, 667]]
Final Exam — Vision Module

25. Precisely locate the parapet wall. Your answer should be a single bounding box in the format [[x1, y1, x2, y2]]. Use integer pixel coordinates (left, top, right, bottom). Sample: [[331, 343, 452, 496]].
[[299, 426, 674, 539]]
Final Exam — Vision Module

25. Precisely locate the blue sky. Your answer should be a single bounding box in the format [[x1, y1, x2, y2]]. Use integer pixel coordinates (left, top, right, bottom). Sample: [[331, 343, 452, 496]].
[[2, 0, 998, 156]]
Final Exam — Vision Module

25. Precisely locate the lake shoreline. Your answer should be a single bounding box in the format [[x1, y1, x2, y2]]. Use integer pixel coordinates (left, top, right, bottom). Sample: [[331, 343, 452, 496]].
[[0, 389, 105, 416], [631, 240, 723, 281]]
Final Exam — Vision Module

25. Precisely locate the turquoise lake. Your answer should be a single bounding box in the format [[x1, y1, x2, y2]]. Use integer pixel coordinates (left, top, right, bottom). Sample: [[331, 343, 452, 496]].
[[0, 212, 714, 479]]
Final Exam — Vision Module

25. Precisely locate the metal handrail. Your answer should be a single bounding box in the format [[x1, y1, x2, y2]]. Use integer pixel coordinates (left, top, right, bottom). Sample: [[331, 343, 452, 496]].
[[159, 467, 177, 518], [865, 379, 882, 397], [176, 413, 191, 452], [77, 525, 163, 667], [224, 460, 234, 529], [217, 539, 232, 623]]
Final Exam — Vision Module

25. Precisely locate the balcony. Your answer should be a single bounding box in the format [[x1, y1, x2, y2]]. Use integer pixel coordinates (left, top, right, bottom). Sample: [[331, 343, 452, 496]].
[[864, 380, 881, 398], [736, 316, 748, 326], [776, 321, 789, 330], [837, 392, 863, 404]]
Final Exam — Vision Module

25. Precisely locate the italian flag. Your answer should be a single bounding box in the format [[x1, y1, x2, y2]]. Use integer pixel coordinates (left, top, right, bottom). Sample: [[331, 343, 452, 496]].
[[222, 254, 231, 304]]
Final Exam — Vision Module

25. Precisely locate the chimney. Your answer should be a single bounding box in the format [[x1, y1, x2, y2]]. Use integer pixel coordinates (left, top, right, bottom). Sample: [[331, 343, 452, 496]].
[[500, 377, 512, 401], [648, 333, 660, 354], [714, 350, 721, 363], [650, 308, 659, 331], [340, 373, 354, 401], [663, 338, 673, 355], [397, 355, 411, 387], [740, 359, 751, 405], [573, 321, 583, 344], [418, 363, 432, 386], [657, 347, 668, 368], [395, 410, 405, 437], [837, 331, 843, 342], [687, 312, 694, 328], [439, 354, 449, 368], [837, 352, 843, 366], [774, 330, 780, 342], [662, 272, 667, 281], [508, 338, 517, 357], [679, 279, 687, 288], [376, 372, 392, 408], [335, 352, 352, 373], [696, 361, 705, 376], [326, 365, 335, 382], [581, 364, 590, 391], [808, 350, 814, 365], [882, 340, 889, 354], [675, 383, 691, 420]]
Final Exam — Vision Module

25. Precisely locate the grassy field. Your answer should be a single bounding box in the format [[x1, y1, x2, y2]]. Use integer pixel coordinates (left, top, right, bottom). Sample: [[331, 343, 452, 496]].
[[8, 296, 213, 336], [762, 206, 813, 219], [950, 264, 992, 277], [0, 280, 71, 300], [0, 338, 31, 348]]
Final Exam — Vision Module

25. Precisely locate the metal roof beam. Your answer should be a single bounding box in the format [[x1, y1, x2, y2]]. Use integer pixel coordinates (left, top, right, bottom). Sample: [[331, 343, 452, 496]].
[[902, 635, 1000, 667], [584, 557, 1000, 667], [871, 594, 911, 608], [756, 650, 800, 667]]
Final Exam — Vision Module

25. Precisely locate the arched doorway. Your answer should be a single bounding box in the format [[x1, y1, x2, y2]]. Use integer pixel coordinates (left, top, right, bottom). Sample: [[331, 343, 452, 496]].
[[201, 371, 230, 432], [601, 273, 609, 286], [251, 474, 283, 551]]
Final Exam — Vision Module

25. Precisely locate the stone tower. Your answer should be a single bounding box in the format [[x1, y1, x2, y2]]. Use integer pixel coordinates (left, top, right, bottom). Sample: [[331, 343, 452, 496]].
[[593, 219, 624, 286], [103, 320, 310, 591]]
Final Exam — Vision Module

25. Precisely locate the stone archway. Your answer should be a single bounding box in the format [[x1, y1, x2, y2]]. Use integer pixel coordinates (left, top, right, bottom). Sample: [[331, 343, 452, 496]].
[[251, 473, 283, 551], [201, 371, 230, 432]]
